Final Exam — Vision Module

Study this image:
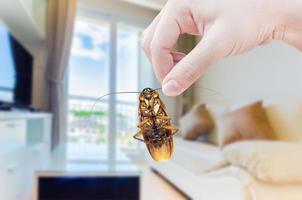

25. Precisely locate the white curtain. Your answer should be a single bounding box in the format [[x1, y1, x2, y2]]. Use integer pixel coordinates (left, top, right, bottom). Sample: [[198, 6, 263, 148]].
[[46, 0, 77, 149]]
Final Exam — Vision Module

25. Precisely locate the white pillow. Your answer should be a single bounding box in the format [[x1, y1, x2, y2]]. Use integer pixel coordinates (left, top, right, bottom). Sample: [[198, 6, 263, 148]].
[[223, 141, 302, 184]]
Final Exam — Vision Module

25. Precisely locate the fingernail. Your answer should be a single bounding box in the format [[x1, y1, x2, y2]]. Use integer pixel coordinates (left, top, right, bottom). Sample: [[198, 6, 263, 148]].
[[163, 80, 182, 96]]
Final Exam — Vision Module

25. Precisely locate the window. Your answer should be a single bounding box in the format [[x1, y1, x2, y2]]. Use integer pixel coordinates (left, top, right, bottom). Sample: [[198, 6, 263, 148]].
[[67, 16, 150, 162], [116, 24, 140, 149], [67, 19, 110, 161]]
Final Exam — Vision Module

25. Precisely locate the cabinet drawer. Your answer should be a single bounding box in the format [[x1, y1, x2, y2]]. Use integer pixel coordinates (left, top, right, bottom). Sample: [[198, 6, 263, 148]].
[[0, 119, 26, 143]]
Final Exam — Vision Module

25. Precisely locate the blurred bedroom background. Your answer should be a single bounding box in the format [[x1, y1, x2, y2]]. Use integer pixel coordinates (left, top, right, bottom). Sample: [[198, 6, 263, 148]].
[[1, 0, 302, 200]]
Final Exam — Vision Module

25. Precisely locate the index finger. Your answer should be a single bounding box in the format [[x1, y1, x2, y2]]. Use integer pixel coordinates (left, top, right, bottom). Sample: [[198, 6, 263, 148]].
[[150, 14, 181, 83]]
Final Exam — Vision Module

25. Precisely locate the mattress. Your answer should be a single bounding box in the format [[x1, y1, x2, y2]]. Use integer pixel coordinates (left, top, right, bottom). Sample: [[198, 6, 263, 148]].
[[151, 161, 248, 200], [171, 137, 226, 173], [149, 138, 302, 200], [149, 138, 248, 200], [203, 165, 302, 200]]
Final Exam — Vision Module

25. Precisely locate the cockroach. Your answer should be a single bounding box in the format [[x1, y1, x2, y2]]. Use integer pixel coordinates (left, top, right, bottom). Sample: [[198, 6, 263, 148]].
[[91, 87, 178, 162], [133, 88, 178, 162], [91, 87, 228, 162]]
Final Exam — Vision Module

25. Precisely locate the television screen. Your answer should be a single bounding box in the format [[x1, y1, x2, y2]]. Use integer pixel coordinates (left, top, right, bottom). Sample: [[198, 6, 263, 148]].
[[0, 21, 15, 103], [0, 21, 33, 106]]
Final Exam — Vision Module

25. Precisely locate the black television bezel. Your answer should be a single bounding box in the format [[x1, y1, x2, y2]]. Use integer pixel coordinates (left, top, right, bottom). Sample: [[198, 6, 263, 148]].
[[0, 22, 34, 108], [9, 34, 33, 107]]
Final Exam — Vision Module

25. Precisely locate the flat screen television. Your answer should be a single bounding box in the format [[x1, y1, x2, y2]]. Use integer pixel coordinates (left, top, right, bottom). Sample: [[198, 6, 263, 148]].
[[0, 21, 33, 107]]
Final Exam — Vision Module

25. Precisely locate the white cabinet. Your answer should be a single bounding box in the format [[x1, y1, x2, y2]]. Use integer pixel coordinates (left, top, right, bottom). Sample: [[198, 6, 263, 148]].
[[0, 150, 27, 200], [0, 112, 52, 200], [6, 157, 27, 199], [0, 168, 9, 199], [0, 119, 26, 144]]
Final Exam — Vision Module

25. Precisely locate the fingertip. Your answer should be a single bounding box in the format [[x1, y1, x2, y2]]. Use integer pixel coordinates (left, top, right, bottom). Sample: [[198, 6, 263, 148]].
[[162, 79, 184, 96]]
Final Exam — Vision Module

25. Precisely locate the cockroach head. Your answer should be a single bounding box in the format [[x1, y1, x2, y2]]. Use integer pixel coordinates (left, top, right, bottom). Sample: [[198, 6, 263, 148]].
[[140, 87, 159, 101]]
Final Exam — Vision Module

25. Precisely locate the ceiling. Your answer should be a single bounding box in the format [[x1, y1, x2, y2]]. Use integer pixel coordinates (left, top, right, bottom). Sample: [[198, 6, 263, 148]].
[[0, 0, 46, 53], [122, 0, 166, 11]]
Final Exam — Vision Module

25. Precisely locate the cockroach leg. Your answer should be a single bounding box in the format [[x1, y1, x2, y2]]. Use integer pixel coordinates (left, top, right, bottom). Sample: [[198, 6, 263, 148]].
[[137, 118, 149, 128], [162, 125, 178, 133], [166, 129, 178, 139], [158, 119, 170, 128], [156, 115, 171, 127], [133, 131, 145, 142], [172, 128, 179, 135], [157, 115, 171, 120], [153, 103, 160, 114]]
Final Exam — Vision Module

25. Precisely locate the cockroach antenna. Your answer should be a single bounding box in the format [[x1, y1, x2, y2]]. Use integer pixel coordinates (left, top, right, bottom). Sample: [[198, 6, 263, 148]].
[[91, 91, 141, 113], [91, 88, 162, 113], [91, 86, 229, 114], [154, 87, 162, 91]]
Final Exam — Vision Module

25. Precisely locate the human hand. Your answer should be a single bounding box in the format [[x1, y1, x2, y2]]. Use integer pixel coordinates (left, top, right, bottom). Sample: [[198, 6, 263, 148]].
[[141, 0, 302, 96]]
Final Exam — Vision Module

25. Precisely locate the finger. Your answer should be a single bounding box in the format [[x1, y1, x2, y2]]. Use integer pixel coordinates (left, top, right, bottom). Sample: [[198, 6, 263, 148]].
[[162, 25, 226, 96], [171, 52, 186, 62], [150, 14, 181, 83], [141, 8, 165, 61]]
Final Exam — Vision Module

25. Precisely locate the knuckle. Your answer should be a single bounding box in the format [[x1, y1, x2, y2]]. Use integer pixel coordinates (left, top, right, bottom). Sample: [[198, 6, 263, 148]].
[[216, 38, 236, 58]]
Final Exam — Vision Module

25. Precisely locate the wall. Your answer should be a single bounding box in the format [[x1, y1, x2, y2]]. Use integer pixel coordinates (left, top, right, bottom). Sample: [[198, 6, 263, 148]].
[[78, 0, 158, 27], [195, 41, 302, 107]]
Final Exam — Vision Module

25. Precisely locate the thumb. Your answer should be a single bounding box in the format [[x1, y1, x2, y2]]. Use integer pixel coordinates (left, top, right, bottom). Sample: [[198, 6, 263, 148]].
[[162, 26, 226, 96]]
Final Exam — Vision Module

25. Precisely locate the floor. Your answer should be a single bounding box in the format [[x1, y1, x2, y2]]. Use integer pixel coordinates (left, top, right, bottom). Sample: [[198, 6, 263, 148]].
[[28, 168, 187, 200], [141, 169, 187, 200]]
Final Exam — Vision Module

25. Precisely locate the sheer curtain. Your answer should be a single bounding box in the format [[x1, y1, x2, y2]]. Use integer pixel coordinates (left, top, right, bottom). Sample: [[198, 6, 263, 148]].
[[46, 0, 77, 148]]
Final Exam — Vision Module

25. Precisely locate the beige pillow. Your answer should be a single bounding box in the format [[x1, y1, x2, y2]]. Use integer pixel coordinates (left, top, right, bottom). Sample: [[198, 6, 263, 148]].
[[223, 141, 302, 184], [217, 101, 274, 147], [179, 104, 214, 140]]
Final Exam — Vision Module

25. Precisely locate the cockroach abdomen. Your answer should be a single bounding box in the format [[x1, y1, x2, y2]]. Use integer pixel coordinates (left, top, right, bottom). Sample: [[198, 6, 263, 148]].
[[144, 129, 174, 162]]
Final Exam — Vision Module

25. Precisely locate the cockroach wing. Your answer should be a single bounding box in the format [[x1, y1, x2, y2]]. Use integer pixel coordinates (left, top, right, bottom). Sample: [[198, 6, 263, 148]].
[[144, 129, 174, 162]]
